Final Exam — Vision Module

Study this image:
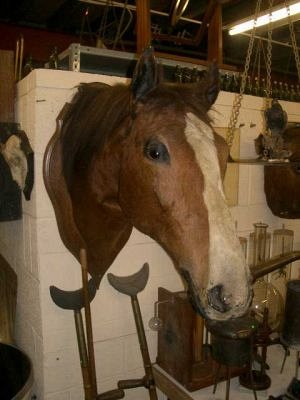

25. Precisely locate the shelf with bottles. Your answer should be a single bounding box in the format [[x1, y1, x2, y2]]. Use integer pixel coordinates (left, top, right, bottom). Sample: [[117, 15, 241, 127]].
[[220, 73, 300, 102]]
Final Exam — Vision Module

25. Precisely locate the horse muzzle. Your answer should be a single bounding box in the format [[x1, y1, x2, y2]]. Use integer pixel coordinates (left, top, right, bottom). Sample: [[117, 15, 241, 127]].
[[181, 269, 253, 321]]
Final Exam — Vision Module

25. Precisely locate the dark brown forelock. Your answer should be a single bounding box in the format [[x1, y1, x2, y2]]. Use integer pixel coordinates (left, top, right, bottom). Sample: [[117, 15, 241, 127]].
[[60, 81, 211, 190]]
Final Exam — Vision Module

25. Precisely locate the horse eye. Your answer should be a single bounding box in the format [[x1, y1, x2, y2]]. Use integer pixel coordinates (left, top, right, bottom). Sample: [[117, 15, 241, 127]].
[[144, 141, 170, 163]]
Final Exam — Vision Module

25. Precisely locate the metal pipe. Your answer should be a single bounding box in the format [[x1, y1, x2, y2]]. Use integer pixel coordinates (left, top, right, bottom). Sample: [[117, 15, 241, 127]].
[[251, 251, 300, 281], [78, 0, 202, 25], [239, 32, 300, 51]]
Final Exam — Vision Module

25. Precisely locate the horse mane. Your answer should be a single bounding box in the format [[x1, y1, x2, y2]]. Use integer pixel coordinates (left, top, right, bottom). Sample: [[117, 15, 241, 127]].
[[60, 82, 131, 189], [60, 80, 212, 190]]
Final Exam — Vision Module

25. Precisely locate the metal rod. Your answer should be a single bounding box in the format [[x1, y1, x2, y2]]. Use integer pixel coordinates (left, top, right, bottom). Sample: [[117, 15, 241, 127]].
[[79, 0, 202, 25], [80, 248, 98, 398], [240, 32, 300, 51], [251, 251, 300, 281]]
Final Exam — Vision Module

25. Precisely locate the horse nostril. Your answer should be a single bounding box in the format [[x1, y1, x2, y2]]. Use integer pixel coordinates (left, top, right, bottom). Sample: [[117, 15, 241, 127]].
[[207, 284, 231, 313]]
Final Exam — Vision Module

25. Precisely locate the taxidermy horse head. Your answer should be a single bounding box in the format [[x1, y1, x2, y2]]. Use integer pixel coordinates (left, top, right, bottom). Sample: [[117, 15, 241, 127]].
[[44, 48, 252, 321]]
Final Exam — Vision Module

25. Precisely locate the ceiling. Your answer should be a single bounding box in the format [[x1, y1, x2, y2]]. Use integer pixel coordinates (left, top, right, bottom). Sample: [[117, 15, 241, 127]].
[[1, 0, 300, 79]]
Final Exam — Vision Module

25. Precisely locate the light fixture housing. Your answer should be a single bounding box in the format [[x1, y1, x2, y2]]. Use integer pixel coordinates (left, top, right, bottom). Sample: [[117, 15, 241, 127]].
[[228, 1, 300, 35]]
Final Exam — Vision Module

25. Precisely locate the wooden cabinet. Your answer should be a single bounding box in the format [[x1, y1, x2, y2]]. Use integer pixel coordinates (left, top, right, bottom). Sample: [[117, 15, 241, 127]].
[[156, 287, 245, 391]]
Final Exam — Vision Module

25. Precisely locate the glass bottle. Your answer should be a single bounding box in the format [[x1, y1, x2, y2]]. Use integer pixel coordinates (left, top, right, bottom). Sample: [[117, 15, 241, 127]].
[[245, 75, 252, 95], [239, 236, 248, 260], [253, 76, 260, 97], [284, 83, 290, 101], [272, 81, 279, 99], [174, 65, 182, 83], [191, 67, 199, 83], [270, 225, 294, 301], [260, 77, 266, 97], [248, 222, 271, 268], [278, 82, 284, 100], [23, 55, 34, 77], [223, 73, 231, 92], [290, 84, 296, 102]]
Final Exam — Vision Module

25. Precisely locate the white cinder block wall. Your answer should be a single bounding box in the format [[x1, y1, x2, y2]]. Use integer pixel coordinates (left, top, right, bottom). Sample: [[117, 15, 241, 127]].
[[0, 68, 299, 399]]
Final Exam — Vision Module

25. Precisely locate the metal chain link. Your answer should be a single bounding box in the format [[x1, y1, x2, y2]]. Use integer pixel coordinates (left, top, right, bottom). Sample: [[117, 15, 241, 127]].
[[226, 0, 263, 148], [265, 0, 273, 103], [285, 0, 300, 81], [263, 0, 274, 138]]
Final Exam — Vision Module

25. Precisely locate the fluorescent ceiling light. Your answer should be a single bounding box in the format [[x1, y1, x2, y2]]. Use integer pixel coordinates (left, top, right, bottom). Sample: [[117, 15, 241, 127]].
[[229, 1, 300, 35]]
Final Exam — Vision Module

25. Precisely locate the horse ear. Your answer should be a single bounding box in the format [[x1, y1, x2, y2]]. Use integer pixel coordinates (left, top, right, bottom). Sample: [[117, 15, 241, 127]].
[[202, 62, 220, 109], [131, 46, 160, 101]]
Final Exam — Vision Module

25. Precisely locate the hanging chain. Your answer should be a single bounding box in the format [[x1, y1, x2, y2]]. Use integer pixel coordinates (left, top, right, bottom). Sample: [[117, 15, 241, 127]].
[[263, 0, 274, 139], [265, 0, 273, 103], [285, 0, 300, 81], [226, 0, 263, 148]]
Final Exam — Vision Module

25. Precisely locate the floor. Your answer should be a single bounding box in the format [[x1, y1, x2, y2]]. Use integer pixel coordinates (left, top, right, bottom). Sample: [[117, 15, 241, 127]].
[[156, 344, 299, 400]]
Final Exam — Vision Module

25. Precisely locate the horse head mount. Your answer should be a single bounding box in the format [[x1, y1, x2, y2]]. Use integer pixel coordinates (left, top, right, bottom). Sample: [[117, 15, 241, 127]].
[[44, 47, 252, 321]]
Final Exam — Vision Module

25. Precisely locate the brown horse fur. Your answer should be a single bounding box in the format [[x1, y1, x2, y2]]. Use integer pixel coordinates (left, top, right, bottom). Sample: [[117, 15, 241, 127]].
[[44, 47, 252, 320]]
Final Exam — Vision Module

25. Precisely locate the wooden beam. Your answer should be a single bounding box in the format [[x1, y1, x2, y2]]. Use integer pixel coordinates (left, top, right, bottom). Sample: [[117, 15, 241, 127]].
[[152, 0, 220, 50], [135, 0, 152, 54], [152, 365, 193, 400], [0, 50, 15, 122], [208, 2, 223, 64], [194, 0, 218, 46]]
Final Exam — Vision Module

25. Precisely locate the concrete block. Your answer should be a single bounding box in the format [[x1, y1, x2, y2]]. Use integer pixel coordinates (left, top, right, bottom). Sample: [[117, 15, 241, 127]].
[[37, 217, 68, 254], [248, 165, 266, 204], [94, 337, 124, 380], [44, 348, 82, 393], [45, 391, 70, 400], [39, 251, 80, 296]]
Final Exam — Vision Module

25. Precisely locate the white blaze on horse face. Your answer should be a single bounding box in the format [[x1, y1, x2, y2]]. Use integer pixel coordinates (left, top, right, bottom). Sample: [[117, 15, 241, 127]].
[[184, 112, 251, 319]]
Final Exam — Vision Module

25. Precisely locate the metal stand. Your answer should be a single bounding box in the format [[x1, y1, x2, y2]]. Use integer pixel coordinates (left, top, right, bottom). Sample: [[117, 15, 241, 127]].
[[108, 263, 158, 400], [207, 315, 258, 400]]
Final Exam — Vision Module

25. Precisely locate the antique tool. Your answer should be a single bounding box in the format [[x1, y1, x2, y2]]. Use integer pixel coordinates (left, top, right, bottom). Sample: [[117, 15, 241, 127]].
[[50, 254, 125, 400], [281, 279, 300, 377], [269, 280, 300, 400], [271, 225, 294, 300], [50, 275, 97, 400], [251, 251, 300, 281], [207, 315, 258, 400], [80, 249, 97, 398], [247, 223, 283, 390], [155, 252, 300, 392], [108, 263, 158, 400], [156, 287, 248, 391]]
